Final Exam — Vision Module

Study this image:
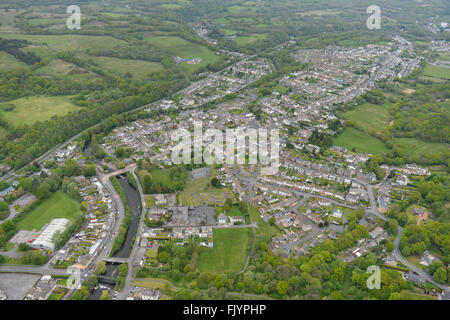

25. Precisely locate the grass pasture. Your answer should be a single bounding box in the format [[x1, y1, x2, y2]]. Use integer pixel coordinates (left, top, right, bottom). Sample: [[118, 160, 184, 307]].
[[419, 65, 450, 82], [234, 34, 267, 46], [144, 36, 220, 73], [197, 228, 251, 273], [396, 138, 448, 159], [0, 52, 26, 70], [88, 56, 164, 80], [17, 191, 81, 231], [36, 59, 98, 81], [341, 102, 391, 135], [0, 33, 127, 54], [333, 127, 388, 154], [0, 95, 81, 126]]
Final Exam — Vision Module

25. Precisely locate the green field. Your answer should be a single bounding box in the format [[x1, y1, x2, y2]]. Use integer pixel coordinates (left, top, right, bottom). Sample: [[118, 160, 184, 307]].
[[226, 206, 244, 217], [341, 102, 391, 135], [227, 5, 248, 13], [144, 36, 220, 73], [0, 34, 126, 53], [197, 228, 251, 273], [0, 95, 81, 126], [89, 56, 164, 80], [0, 52, 26, 70], [396, 138, 448, 158], [234, 34, 267, 46], [333, 127, 388, 154], [36, 59, 98, 80], [17, 191, 81, 231], [419, 65, 450, 82], [149, 168, 176, 188], [0, 9, 22, 33]]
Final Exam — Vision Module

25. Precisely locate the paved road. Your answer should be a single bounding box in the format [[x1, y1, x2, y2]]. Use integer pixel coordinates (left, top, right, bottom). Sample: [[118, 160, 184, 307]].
[[0, 265, 70, 276], [393, 226, 449, 293]]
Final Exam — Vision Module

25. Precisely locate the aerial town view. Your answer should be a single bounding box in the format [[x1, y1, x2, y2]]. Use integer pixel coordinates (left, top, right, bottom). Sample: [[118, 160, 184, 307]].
[[0, 0, 448, 311]]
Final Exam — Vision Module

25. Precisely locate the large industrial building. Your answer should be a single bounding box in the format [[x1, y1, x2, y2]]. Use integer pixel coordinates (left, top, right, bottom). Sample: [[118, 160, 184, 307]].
[[30, 218, 70, 252]]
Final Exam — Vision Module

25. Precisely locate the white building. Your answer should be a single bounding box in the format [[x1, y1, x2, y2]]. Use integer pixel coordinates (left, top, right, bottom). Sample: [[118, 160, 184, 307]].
[[30, 218, 70, 251]]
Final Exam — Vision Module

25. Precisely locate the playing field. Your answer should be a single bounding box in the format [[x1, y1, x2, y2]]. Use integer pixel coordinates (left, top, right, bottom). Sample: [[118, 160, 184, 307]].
[[333, 127, 388, 154], [197, 228, 251, 273], [17, 191, 81, 231]]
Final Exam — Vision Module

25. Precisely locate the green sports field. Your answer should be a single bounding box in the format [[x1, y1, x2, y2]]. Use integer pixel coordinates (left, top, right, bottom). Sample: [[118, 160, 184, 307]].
[[17, 191, 81, 231], [197, 228, 251, 273]]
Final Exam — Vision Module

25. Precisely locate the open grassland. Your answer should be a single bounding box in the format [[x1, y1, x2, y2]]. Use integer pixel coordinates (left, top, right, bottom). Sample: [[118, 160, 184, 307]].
[[197, 228, 251, 273], [341, 102, 391, 135], [333, 127, 388, 154], [234, 34, 268, 46], [36, 59, 99, 81], [419, 65, 450, 82], [0, 95, 81, 126], [0, 9, 23, 33], [17, 191, 81, 231], [0, 51, 26, 71], [88, 56, 164, 80], [0, 33, 127, 53], [396, 138, 448, 158], [0, 52, 26, 70], [296, 9, 345, 16], [144, 36, 220, 73]]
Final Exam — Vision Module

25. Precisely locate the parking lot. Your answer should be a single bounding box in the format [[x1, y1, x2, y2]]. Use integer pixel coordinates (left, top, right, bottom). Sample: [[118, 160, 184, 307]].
[[9, 230, 38, 244], [0, 273, 40, 300]]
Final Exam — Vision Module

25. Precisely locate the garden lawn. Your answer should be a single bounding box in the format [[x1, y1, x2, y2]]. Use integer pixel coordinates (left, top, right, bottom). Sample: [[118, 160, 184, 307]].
[[17, 191, 81, 231]]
